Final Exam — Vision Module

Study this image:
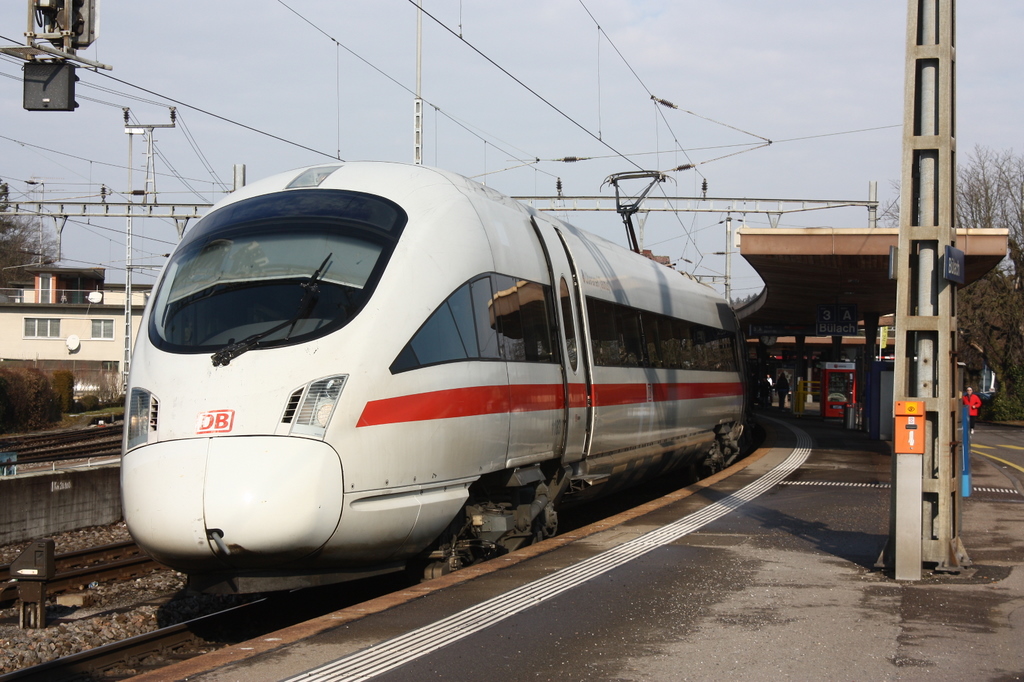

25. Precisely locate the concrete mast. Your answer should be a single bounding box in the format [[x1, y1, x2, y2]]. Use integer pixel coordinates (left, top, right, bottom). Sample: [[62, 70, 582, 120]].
[[889, 0, 968, 580]]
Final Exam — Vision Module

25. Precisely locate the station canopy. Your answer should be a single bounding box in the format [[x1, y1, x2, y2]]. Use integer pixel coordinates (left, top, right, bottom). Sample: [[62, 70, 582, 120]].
[[734, 227, 1007, 332]]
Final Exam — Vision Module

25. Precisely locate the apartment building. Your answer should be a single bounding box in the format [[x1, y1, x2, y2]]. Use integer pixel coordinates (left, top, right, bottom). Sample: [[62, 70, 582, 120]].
[[0, 266, 150, 398]]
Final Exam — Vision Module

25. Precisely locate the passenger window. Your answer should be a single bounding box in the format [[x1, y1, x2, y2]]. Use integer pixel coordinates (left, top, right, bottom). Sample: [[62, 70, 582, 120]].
[[641, 311, 662, 368], [586, 298, 619, 366], [616, 307, 644, 367], [584, 295, 735, 371]]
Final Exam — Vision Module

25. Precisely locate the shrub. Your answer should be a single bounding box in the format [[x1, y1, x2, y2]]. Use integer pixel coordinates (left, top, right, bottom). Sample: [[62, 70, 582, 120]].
[[0, 368, 62, 433], [52, 370, 75, 413], [79, 395, 101, 412], [985, 392, 1024, 422], [980, 366, 1024, 422]]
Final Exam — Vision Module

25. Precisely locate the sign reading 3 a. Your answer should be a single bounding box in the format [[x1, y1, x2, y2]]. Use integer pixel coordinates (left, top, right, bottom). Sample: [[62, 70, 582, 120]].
[[816, 303, 858, 336]]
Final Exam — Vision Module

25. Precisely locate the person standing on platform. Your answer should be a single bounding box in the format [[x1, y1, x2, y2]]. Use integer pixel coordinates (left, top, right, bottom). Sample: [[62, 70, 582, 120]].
[[963, 386, 982, 434], [775, 372, 790, 410]]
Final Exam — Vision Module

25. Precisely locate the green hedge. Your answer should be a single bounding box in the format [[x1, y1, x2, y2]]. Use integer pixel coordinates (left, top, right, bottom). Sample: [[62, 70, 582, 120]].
[[0, 368, 62, 434]]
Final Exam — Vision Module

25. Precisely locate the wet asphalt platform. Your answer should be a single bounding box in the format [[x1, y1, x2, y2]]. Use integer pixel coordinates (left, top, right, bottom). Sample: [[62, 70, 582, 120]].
[[136, 409, 1024, 682]]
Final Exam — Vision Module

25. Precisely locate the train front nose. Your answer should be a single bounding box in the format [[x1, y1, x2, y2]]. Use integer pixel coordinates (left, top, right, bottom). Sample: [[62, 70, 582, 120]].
[[122, 437, 343, 571]]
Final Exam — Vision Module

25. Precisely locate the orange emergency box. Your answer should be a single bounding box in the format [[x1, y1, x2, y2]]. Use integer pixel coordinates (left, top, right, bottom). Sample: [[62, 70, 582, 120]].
[[894, 401, 926, 454]]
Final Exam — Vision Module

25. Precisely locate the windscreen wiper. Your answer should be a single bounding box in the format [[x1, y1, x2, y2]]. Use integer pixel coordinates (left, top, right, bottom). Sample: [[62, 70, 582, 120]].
[[211, 253, 333, 367]]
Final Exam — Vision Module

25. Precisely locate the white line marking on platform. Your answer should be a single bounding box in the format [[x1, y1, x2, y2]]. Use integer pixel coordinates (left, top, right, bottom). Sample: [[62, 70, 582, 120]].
[[285, 418, 812, 682], [779, 481, 1020, 496]]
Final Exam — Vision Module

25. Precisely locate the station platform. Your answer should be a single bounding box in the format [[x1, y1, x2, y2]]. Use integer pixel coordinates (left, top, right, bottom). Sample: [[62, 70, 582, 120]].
[[135, 410, 1024, 682]]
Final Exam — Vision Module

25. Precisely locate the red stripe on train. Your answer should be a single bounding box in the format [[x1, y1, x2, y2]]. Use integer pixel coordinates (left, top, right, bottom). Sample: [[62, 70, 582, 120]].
[[356, 381, 743, 427]]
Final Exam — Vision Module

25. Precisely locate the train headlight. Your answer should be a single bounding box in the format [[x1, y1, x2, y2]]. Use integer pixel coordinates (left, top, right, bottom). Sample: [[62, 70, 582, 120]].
[[315, 401, 335, 427], [126, 388, 157, 450], [288, 375, 347, 437]]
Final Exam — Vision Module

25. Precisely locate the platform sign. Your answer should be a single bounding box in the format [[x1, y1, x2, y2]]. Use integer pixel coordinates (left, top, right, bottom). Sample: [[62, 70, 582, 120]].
[[748, 324, 817, 338], [894, 401, 926, 454], [816, 303, 858, 336], [944, 245, 965, 284]]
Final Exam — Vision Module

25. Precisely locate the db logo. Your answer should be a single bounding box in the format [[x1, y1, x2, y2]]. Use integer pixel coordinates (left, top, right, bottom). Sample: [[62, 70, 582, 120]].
[[196, 410, 235, 434]]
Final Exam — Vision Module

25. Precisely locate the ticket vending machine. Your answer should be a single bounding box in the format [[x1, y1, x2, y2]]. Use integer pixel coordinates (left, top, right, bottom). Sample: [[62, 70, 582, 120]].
[[822, 361, 856, 418]]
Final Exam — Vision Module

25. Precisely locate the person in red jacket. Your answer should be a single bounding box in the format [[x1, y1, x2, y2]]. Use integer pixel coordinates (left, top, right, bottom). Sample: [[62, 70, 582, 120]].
[[963, 386, 982, 434]]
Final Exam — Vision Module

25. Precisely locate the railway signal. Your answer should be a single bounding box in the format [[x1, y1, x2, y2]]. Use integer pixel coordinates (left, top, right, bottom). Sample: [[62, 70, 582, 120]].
[[0, 0, 112, 111]]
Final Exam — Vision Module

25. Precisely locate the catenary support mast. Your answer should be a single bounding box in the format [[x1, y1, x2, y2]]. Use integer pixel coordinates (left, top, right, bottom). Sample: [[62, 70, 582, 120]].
[[889, 0, 967, 580]]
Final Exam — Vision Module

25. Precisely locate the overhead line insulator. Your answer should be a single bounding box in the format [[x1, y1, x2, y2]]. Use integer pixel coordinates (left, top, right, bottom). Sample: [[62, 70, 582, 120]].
[[651, 96, 678, 109]]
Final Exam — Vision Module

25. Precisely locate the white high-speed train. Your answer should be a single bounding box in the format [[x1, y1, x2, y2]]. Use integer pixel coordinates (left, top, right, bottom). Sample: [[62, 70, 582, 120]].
[[121, 162, 747, 594]]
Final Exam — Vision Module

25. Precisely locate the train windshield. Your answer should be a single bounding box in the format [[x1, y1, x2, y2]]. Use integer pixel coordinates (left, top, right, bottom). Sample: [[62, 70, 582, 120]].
[[149, 189, 407, 354]]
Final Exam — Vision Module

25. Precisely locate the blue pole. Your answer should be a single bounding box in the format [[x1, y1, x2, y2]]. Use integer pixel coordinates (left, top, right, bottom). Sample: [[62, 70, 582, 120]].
[[961, 404, 972, 498]]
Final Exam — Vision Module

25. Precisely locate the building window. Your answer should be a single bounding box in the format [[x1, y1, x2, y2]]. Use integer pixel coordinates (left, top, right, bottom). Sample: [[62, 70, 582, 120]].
[[39, 274, 52, 304], [24, 318, 61, 338], [91, 319, 115, 339]]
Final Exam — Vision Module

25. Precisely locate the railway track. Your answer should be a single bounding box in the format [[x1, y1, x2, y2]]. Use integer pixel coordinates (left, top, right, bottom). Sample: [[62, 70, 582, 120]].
[[0, 574, 410, 682], [0, 601, 253, 682], [0, 541, 163, 604], [1, 425, 123, 469], [2, 423, 122, 453]]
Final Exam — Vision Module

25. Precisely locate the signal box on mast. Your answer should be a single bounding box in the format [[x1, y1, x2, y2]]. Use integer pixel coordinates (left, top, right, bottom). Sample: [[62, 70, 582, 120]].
[[0, 0, 110, 111]]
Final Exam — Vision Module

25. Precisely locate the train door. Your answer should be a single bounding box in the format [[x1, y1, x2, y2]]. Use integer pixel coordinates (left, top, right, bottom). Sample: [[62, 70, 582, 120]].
[[529, 217, 592, 464]]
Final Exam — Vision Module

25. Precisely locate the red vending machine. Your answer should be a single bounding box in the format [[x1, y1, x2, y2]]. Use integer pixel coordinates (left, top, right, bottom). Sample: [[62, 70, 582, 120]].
[[822, 362, 856, 418]]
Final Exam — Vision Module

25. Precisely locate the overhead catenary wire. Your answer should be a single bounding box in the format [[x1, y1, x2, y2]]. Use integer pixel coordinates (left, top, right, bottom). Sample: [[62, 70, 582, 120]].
[[92, 70, 340, 161], [0, 133, 229, 189], [404, 0, 644, 173], [576, 0, 772, 178], [175, 110, 228, 193], [574, 0, 695, 174], [274, 0, 555, 180]]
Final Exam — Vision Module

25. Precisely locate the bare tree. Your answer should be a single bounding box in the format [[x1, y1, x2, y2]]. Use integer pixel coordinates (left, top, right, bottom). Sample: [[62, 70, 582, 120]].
[[957, 146, 1024, 417], [0, 204, 57, 288]]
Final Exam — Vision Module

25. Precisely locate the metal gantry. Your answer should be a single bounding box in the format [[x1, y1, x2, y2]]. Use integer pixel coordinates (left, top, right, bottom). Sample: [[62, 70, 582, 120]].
[[121, 111, 177, 391], [513, 195, 880, 230], [6, 189, 879, 388]]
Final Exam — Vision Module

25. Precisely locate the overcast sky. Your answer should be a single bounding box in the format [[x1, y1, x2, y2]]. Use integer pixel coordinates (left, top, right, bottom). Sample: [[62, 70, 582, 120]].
[[2, 1, 1021, 298]]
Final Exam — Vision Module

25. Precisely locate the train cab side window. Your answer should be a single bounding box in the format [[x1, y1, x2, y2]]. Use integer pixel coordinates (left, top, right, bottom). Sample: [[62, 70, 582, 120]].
[[492, 276, 555, 363], [470, 277, 501, 359], [391, 274, 555, 373], [407, 284, 478, 366]]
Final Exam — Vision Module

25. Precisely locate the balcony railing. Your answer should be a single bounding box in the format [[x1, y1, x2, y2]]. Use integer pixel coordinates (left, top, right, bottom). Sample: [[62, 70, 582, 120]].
[[0, 288, 148, 306]]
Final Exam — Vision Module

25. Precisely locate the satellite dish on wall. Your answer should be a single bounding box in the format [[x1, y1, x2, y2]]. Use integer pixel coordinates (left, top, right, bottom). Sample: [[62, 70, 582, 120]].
[[86, 291, 103, 304], [66, 335, 81, 353]]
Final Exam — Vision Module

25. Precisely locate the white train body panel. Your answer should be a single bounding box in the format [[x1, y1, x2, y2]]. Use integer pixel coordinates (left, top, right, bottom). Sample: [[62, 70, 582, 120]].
[[121, 162, 745, 592]]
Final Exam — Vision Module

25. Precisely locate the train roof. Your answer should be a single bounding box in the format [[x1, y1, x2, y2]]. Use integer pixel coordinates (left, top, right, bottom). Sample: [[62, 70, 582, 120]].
[[196, 162, 733, 329]]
